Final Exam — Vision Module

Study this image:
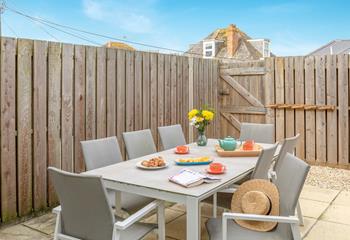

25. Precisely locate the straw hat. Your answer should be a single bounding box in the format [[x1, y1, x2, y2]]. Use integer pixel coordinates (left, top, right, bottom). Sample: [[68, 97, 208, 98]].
[[231, 179, 279, 232]]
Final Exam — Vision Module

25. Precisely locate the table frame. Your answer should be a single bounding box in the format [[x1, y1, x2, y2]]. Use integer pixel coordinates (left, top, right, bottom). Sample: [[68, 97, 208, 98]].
[[106, 168, 252, 239]]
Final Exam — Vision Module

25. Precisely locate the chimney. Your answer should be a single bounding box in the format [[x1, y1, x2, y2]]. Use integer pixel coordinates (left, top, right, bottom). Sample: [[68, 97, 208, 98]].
[[226, 24, 239, 57]]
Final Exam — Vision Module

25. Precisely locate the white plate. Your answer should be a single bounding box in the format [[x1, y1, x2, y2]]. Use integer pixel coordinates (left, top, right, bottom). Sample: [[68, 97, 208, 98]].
[[136, 161, 169, 170]]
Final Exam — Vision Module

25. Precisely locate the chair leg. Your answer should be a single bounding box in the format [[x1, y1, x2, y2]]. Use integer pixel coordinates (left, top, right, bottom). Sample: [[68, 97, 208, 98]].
[[296, 201, 304, 226], [213, 193, 217, 218], [291, 222, 302, 240], [53, 213, 62, 240]]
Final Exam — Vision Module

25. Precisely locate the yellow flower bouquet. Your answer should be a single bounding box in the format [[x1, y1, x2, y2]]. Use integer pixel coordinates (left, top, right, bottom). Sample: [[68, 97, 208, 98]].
[[188, 107, 215, 146]]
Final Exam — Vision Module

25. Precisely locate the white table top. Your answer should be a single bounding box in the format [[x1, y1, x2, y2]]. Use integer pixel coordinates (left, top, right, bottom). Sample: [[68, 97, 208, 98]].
[[84, 139, 274, 198]]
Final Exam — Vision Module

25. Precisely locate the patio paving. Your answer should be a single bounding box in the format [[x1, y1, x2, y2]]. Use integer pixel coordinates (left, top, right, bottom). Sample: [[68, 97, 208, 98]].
[[0, 185, 349, 240]]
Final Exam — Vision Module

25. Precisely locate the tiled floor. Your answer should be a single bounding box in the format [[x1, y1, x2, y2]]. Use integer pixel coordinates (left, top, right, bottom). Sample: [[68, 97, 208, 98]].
[[0, 185, 349, 240]]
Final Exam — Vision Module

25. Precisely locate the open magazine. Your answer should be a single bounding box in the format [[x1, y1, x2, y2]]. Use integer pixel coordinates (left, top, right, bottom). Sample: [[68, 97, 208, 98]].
[[169, 169, 221, 187]]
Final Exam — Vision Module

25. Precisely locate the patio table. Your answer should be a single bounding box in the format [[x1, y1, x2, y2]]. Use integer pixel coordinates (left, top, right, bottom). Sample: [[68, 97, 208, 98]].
[[84, 138, 274, 240]]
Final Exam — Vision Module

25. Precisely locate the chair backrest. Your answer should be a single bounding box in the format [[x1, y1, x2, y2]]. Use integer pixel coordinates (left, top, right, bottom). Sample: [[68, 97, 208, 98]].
[[123, 129, 157, 159], [239, 122, 275, 144], [276, 153, 310, 216], [273, 134, 300, 173], [81, 136, 123, 171], [158, 124, 186, 150], [49, 167, 115, 240], [251, 143, 278, 180]]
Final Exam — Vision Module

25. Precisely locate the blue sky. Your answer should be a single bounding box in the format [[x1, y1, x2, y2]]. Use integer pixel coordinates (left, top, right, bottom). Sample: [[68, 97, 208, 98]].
[[3, 0, 350, 56]]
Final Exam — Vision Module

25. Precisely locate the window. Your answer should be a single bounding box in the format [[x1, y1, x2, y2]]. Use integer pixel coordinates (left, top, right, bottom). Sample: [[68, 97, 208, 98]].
[[203, 41, 215, 58], [263, 41, 270, 57]]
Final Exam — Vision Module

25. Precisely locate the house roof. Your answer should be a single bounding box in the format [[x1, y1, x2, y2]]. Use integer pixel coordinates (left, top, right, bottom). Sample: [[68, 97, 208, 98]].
[[308, 40, 350, 56], [187, 26, 268, 60], [105, 41, 135, 51]]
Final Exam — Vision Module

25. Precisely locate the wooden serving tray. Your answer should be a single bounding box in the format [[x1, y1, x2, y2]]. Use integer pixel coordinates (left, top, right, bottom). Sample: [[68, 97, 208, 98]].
[[215, 144, 262, 157]]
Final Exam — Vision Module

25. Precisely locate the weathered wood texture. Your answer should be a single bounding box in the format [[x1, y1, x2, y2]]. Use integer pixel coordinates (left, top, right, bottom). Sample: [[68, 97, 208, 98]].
[[0, 37, 219, 222], [219, 56, 350, 168]]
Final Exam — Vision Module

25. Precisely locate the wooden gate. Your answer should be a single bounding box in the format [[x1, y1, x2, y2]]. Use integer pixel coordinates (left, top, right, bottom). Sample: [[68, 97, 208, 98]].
[[218, 60, 269, 138]]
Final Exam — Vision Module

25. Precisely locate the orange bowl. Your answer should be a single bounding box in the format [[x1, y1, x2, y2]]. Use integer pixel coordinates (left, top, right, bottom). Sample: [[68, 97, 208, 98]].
[[175, 145, 189, 154]]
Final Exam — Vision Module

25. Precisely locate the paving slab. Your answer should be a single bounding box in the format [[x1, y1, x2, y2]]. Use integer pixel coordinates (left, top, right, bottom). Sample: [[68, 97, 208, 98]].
[[142, 229, 178, 240], [300, 217, 317, 238], [300, 185, 339, 203], [200, 202, 226, 218], [332, 191, 350, 207], [304, 220, 350, 240], [321, 204, 350, 225], [165, 215, 209, 240], [142, 208, 185, 224], [169, 203, 186, 213], [22, 213, 56, 235], [299, 198, 330, 219], [0, 225, 51, 240]]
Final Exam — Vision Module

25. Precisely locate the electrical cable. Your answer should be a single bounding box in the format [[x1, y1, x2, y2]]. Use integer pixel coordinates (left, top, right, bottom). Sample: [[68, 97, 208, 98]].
[[5, 4, 231, 59]]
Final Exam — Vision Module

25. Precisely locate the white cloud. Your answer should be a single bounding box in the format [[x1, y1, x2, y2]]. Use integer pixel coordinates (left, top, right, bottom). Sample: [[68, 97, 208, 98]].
[[82, 0, 154, 33], [83, 0, 105, 20]]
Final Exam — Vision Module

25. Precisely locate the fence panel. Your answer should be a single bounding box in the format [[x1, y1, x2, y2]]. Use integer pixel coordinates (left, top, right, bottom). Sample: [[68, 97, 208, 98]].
[[220, 55, 349, 168]]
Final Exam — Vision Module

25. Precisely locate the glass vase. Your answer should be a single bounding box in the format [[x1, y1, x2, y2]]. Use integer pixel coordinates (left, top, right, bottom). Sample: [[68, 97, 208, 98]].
[[197, 130, 207, 146]]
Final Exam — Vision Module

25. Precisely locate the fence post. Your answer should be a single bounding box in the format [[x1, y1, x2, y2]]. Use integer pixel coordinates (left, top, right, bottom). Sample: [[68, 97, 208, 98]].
[[188, 57, 194, 142]]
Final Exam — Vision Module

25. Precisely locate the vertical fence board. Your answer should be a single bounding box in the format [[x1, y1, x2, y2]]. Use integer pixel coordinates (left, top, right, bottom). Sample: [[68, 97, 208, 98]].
[[85, 46, 97, 140], [157, 54, 165, 149], [33, 40, 48, 211], [47, 42, 61, 206], [337, 54, 349, 166], [125, 51, 135, 133], [17, 39, 33, 216], [134, 51, 142, 130], [96, 47, 107, 138], [61, 44, 74, 172], [326, 55, 338, 165], [177, 56, 183, 127], [285, 57, 295, 138], [117, 50, 126, 157], [188, 58, 194, 142], [150, 53, 158, 140], [305, 56, 316, 163], [182, 57, 189, 141], [164, 55, 171, 125], [275, 57, 285, 142], [106, 48, 117, 136], [264, 58, 275, 136], [1, 38, 17, 221], [170, 55, 177, 125], [142, 52, 150, 129], [212, 60, 219, 138], [74, 45, 86, 173], [207, 60, 213, 137], [294, 57, 305, 159], [315, 56, 327, 163]]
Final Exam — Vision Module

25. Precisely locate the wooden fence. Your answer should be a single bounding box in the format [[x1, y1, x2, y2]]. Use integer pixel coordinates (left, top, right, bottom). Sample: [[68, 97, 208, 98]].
[[2, 36, 349, 224], [219, 55, 349, 169], [0, 37, 219, 223]]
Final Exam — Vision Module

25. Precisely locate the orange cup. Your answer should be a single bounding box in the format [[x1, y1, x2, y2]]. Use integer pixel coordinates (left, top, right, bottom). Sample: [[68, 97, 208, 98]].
[[209, 163, 225, 172], [243, 140, 255, 150]]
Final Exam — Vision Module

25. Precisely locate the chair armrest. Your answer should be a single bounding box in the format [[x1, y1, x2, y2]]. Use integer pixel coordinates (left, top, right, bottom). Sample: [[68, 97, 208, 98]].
[[52, 206, 61, 214], [223, 212, 299, 224], [114, 200, 163, 230], [222, 212, 301, 240]]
